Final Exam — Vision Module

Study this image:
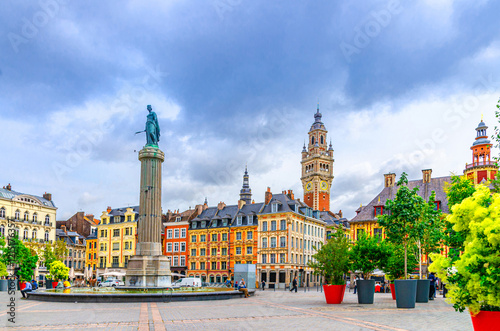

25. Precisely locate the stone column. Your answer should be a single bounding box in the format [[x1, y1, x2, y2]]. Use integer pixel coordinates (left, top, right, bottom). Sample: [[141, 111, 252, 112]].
[[136, 146, 164, 256]]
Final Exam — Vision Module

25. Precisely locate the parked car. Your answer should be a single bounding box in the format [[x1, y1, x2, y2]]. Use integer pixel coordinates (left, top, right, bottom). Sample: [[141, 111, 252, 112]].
[[98, 279, 125, 287], [173, 277, 202, 288]]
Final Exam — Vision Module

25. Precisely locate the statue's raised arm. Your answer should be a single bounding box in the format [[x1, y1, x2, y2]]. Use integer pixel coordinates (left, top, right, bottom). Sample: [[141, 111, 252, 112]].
[[144, 105, 160, 146]]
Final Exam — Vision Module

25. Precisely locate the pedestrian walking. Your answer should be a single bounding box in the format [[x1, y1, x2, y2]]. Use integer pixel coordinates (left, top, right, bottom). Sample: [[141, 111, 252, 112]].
[[429, 272, 436, 300], [261, 280, 266, 291], [290, 276, 298, 293], [353, 277, 358, 294]]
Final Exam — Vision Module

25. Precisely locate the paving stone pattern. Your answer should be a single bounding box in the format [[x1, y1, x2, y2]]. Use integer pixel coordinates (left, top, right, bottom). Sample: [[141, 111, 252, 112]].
[[1, 289, 473, 330]]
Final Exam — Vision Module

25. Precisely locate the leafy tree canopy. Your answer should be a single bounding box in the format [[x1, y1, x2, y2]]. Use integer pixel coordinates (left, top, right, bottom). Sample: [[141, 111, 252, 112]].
[[349, 232, 391, 279]]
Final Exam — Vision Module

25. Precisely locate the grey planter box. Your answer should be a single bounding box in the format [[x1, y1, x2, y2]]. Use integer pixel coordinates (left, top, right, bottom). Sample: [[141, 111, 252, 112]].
[[416, 279, 430, 303], [0, 279, 8, 291], [395, 279, 417, 308], [357, 279, 375, 304]]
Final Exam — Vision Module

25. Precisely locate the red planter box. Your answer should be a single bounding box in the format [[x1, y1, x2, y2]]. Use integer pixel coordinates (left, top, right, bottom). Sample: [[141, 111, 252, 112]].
[[389, 283, 396, 300], [471, 311, 500, 331], [323, 284, 346, 304], [20, 282, 26, 290], [52, 281, 59, 288]]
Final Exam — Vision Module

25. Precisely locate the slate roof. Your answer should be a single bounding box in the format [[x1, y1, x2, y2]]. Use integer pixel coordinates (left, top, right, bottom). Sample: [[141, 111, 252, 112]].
[[0, 187, 56, 208], [86, 231, 97, 240], [232, 202, 264, 227], [350, 175, 452, 223]]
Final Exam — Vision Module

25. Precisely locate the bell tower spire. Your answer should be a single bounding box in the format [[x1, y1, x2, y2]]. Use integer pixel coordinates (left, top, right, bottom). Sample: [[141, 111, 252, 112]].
[[463, 118, 498, 184], [300, 104, 334, 211], [239, 165, 252, 204]]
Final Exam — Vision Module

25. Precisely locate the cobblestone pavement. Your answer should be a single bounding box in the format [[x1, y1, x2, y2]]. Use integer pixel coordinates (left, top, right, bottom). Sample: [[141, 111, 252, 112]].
[[1, 288, 473, 330]]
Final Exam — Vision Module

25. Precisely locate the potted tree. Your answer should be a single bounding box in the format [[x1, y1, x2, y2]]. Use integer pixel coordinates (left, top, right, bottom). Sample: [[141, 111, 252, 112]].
[[383, 242, 418, 300], [309, 227, 350, 304], [49, 261, 69, 289], [349, 232, 391, 304], [430, 185, 500, 331], [0, 261, 8, 292], [378, 172, 427, 309]]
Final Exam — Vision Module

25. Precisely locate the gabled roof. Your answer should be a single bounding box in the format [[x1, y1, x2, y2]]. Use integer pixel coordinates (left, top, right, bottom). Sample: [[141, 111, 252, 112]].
[[350, 175, 452, 223], [108, 206, 139, 217]]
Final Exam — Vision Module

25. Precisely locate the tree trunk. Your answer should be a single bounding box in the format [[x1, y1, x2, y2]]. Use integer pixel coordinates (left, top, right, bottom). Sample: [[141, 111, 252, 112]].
[[418, 240, 422, 279], [404, 242, 407, 280]]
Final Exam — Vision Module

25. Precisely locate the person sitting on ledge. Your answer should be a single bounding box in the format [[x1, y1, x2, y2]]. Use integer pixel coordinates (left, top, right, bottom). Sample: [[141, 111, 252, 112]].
[[21, 280, 33, 298], [238, 278, 249, 298]]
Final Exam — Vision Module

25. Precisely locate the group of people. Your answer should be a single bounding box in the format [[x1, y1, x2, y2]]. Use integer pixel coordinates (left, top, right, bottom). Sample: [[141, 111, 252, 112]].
[[21, 279, 72, 298]]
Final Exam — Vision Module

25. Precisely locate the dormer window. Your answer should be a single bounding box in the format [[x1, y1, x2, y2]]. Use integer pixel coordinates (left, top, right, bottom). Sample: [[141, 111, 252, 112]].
[[248, 215, 253, 225], [434, 201, 441, 211], [201, 221, 206, 228], [374, 206, 383, 216], [271, 203, 279, 213], [192, 222, 197, 229], [114, 216, 120, 223], [222, 219, 227, 226], [237, 216, 242, 225], [212, 221, 217, 227], [176, 216, 181, 222]]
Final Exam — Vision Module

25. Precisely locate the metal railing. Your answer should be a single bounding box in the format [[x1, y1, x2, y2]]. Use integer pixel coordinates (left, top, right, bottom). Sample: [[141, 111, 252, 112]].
[[465, 161, 496, 169]]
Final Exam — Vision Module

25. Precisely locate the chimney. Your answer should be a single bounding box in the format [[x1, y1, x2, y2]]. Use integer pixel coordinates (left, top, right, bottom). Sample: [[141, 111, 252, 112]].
[[43, 192, 52, 201], [85, 214, 94, 221], [217, 201, 226, 210], [338, 210, 342, 218], [61, 225, 67, 233], [286, 189, 295, 200], [265, 187, 272, 205], [238, 200, 246, 209], [422, 169, 432, 184], [107, 206, 112, 213], [5, 183, 12, 191], [384, 173, 396, 188]]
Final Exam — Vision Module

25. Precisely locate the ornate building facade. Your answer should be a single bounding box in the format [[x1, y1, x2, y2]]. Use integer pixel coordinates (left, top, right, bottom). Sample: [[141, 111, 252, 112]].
[[301, 106, 334, 211], [257, 189, 326, 289], [463, 118, 498, 184], [0, 184, 57, 279], [97, 206, 138, 278]]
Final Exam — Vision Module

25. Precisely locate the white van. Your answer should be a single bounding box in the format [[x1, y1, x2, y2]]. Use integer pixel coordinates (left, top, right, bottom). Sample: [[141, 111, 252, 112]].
[[173, 277, 202, 287]]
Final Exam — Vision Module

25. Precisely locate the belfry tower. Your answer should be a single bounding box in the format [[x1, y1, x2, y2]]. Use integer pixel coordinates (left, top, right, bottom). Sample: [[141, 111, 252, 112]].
[[300, 105, 334, 211], [463, 117, 498, 184], [239, 166, 252, 204]]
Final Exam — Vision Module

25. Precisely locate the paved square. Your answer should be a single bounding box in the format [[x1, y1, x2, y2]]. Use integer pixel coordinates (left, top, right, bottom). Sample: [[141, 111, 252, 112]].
[[1, 289, 472, 330]]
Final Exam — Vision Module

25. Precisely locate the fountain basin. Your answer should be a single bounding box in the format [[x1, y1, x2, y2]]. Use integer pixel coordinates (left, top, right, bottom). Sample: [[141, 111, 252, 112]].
[[27, 287, 255, 303]]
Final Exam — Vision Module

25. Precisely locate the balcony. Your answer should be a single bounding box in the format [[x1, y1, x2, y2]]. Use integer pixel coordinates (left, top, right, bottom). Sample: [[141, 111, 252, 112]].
[[465, 161, 497, 169], [111, 263, 120, 268]]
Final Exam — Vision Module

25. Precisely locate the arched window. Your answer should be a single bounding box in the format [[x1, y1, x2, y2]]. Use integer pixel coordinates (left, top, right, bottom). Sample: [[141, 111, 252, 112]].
[[45, 215, 50, 226], [0, 225, 4, 237], [33, 213, 37, 222], [45, 231, 49, 241], [23, 228, 28, 239], [24, 211, 29, 221], [320, 135, 324, 144], [15, 210, 20, 220], [0, 207, 5, 218], [32, 230, 37, 239], [15, 227, 20, 237], [311, 136, 315, 145]]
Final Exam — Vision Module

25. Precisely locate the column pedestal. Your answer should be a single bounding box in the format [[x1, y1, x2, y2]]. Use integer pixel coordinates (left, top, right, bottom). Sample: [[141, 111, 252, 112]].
[[126, 145, 171, 287]]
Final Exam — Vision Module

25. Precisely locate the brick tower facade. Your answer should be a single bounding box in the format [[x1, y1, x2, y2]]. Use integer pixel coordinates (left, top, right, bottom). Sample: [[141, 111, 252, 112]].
[[300, 105, 334, 211]]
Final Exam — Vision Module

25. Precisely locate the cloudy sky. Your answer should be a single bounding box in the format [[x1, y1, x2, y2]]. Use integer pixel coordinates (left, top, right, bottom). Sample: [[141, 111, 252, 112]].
[[1, 0, 499, 220]]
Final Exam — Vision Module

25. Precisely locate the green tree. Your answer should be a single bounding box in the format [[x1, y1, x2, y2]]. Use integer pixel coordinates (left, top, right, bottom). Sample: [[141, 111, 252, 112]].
[[309, 227, 350, 285], [43, 240, 68, 267], [349, 232, 391, 279], [429, 185, 500, 315], [3, 237, 38, 281], [378, 172, 427, 279], [443, 175, 476, 262], [416, 191, 445, 277], [493, 97, 500, 191], [383, 242, 418, 281], [49, 260, 69, 281], [0, 261, 8, 278]]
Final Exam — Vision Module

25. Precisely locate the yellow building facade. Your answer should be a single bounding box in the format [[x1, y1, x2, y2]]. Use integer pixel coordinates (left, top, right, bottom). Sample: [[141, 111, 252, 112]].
[[0, 184, 57, 279], [85, 232, 98, 277], [97, 206, 138, 278]]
